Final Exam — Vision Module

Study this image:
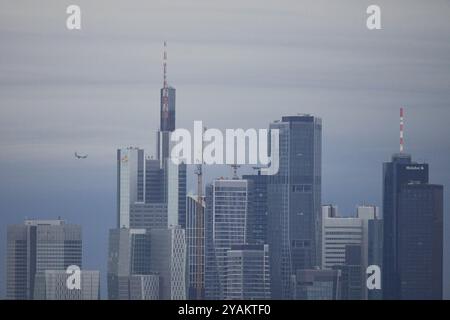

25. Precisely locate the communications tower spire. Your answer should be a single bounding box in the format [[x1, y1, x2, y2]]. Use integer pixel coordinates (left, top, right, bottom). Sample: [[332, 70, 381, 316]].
[[400, 107, 405, 153]]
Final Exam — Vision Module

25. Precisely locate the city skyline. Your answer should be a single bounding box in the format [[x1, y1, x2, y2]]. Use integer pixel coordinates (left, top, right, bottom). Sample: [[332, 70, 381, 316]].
[[1, 1, 450, 299]]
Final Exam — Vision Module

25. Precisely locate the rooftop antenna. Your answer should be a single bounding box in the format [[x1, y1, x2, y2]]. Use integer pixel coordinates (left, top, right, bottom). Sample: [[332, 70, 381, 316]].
[[252, 166, 263, 175], [163, 41, 168, 89], [400, 107, 405, 153], [230, 164, 241, 179], [162, 41, 169, 121]]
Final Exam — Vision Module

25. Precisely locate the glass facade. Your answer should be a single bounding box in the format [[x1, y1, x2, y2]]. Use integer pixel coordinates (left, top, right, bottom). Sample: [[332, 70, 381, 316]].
[[6, 220, 82, 300], [268, 115, 322, 299], [382, 153, 428, 299], [397, 184, 443, 299]]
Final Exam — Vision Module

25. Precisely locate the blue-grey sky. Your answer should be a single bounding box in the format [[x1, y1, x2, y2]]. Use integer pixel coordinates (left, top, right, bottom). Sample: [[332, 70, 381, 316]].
[[1, 0, 450, 299]]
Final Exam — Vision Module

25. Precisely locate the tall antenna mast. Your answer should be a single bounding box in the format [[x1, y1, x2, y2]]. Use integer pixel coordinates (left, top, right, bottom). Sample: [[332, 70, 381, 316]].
[[163, 41, 168, 89], [400, 107, 404, 153], [162, 41, 169, 122]]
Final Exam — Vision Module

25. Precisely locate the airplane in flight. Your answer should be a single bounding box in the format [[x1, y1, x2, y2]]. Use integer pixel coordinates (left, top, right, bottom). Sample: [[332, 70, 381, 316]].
[[75, 152, 88, 159]]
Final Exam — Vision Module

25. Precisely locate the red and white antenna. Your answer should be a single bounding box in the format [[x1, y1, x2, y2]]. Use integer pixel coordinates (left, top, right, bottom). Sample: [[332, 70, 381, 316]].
[[400, 107, 404, 153]]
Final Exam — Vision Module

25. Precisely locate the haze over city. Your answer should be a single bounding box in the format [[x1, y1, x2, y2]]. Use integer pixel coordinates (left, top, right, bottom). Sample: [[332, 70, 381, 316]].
[[1, 0, 450, 298]]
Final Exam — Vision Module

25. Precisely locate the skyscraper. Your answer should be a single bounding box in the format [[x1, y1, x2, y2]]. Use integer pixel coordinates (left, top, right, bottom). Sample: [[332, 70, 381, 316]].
[[357, 205, 383, 300], [149, 227, 186, 300], [397, 183, 443, 299], [117, 147, 145, 228], [130, 202, 167, 230], [321, 207, 363, 270], [291, 269, 341, 300], [107, 228, 152, 300], [205, 178, 253, 299], [337, 244, 364, 300], [225, 244, 271, 300], [382, 153, 429, 299], [321, 205, 381, 300], [242, 171, 268, 245], [145, 157, 165, 203], [186, 194, 206, 300], [33, 270, 100, 300], [166, 160, 187, 229], [129, 274, 160, 300], [6, 219, 82, 300], [267, 115, 322, 299], [204, 184, 220, 300]]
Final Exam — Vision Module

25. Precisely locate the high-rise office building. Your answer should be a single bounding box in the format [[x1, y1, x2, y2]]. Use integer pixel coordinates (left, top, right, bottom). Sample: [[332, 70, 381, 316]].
[[242, 171, 268, 245], [225, 244, 271, 300], [145, 158, 165, 203], [357, 205, 383, 300], [117, 147, 145, 228], [130, 202, 167, 230], [337, 245, 364, 300], [267, 115, 322, 299], [107, 228, 152, 300], [204, 184, 220, 300], [321, 207, 363, 270], [322, 205, 382, 300], [166, 160, 187, 229], [6, 219, 82, 300], [186, 194, 206, 300], [33, 270, 100, 300], [149, 227, 186, 300], [382, 153, 429, 299], [205, 178, 253, 299], [291, 269, 341, 300], [129, 274, 160, 300], [397, 183, 443, 299]]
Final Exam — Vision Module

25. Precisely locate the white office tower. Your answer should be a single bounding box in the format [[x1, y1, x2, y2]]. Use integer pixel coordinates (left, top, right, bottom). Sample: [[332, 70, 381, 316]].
[[117, 147, 145, 228], [210, 179, 252, 299], [321, 205, 381, 300], [149, 227, 186, 299], [33, 270, 100, 300], [225, 244, 271, 300], [165, 158, 187, 228], [321, 206, 363, 270]]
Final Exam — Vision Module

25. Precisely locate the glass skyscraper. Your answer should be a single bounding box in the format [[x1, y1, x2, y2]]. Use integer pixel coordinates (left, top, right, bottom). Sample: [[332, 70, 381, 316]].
[[117, 147, 145, 228], [6, 219, 82, 300], [382, 153, 428, 299], [397, 184, 443, 299], [225, 244, 271, 300], [267, 115, 322, 299], [107, 228, 152, 300]]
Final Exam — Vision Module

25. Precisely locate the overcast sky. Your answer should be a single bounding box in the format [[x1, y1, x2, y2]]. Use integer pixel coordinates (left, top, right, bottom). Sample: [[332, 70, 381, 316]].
[[1, 0, 450, 298]]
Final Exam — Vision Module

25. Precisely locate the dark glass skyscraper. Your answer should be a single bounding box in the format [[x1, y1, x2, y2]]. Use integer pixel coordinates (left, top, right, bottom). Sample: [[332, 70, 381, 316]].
[[382, 153, 429, 299], [397, 184, 443, 299], [267, 115, 322, 299], [243, 171, 268, 245]]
